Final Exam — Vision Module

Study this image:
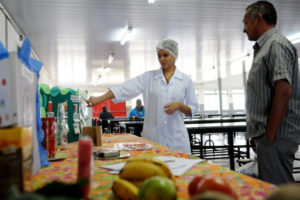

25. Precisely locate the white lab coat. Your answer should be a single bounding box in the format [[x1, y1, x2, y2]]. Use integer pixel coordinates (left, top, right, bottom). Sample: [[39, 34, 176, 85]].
[[111, 68, 198, 154]]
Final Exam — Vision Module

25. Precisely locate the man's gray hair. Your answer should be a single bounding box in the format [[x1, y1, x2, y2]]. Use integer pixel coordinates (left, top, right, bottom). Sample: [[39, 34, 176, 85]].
[[246, 1, 277, 25]]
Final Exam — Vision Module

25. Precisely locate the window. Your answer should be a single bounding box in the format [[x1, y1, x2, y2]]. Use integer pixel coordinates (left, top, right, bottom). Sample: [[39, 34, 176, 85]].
[[232, 89, 245, 110], [222, 91, 229, 110], [204, 90, 219, 111], [203, 90, 229, 112]]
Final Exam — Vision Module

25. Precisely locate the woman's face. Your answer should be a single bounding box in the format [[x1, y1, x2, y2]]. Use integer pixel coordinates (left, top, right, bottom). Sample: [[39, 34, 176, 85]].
[[157, 49, 175, 70]]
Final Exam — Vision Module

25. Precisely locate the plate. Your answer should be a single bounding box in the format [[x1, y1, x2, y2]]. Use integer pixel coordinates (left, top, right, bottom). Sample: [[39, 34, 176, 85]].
[[48, 153, 67, 162], [114, 143, 153, 151]]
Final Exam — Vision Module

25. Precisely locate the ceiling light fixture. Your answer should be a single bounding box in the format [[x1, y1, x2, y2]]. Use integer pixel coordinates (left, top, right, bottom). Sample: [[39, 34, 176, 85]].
[[288, 32, 300, 44], [120, 25, 133, 45], [148, 0, 156, 4], [107, 53, 114, 64]]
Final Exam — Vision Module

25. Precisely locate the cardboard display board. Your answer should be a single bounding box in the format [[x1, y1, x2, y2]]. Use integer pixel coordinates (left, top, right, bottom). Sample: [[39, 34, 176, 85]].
[[82, 126, 102, 146]]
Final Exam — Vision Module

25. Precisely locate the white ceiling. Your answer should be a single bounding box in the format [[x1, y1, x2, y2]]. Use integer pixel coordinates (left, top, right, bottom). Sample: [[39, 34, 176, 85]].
[[1, 0, 300, 92]]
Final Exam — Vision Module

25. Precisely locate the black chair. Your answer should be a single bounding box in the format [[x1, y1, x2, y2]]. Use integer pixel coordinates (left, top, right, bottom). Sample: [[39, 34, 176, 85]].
[[293, 157, 300, 172], [293, 153, 300, 183], [111, 121, 121, 133], [101, 119, 110, 133], [236, 158, 253, 167]]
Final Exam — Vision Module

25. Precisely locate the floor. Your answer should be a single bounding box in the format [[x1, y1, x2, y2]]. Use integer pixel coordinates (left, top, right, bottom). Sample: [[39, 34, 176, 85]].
[[197, 133, 300, 182]]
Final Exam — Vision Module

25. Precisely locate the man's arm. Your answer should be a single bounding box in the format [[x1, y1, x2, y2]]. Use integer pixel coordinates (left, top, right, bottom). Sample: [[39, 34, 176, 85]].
[[129, 109, 135, 119], [110, 113, 114, 119], [266, 79, 292, 143]]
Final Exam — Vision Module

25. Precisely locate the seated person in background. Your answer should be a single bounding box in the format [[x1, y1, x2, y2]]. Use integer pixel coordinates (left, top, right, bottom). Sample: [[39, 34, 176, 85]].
[[99, 106, 114, 133], [129, 99, 145, 120], [99, 106, 114, 120]]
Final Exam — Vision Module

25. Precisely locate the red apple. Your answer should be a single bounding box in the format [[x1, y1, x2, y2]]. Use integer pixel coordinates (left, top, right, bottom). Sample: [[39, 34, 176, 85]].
[[188, 174, 212, 196], [196, 176, 238, 200]]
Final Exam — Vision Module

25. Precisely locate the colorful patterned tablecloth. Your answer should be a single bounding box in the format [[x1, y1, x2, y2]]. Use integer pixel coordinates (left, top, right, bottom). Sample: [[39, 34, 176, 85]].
[[32, 134, 276, 200]]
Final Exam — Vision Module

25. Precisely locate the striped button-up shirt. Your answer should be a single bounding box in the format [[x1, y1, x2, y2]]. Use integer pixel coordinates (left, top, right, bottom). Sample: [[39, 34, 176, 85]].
[[246, 28, 300, 143]]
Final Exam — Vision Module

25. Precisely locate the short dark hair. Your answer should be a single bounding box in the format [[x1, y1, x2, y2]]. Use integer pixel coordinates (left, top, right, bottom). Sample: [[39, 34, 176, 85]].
[[136, 99, 142, 104], [246, 1, 277, 25]]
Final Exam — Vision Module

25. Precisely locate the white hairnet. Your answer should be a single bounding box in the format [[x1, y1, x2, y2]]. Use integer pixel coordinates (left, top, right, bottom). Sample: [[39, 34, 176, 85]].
[[156, 38, 178, 60]]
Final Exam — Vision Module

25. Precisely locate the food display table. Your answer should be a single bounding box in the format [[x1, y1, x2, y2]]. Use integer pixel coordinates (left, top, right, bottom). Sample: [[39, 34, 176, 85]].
[[32, 134, 276, 200]]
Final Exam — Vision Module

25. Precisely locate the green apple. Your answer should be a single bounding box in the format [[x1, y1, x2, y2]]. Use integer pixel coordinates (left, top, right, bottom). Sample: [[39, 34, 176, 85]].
[[138, 176, 177, 200]]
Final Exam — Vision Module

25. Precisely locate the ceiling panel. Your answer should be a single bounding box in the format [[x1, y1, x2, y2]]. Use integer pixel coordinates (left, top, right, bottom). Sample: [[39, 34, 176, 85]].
[[1, 0, 300, 91]]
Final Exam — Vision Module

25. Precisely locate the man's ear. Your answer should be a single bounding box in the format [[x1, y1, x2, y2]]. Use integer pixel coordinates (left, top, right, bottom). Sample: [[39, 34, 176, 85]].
[[257, 13, 264, 23]]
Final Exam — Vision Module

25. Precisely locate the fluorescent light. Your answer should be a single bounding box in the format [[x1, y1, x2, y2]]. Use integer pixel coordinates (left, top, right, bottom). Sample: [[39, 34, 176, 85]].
[[107, 53, 114, 64], [120, 25, 133, 45], [148, 0, 156, 3], [287, 32, 300, 44]]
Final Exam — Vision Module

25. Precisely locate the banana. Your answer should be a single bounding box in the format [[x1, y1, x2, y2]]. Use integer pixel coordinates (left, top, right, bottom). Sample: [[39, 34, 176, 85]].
[[130, 180, 144, 188], [126, 157, 176, 183], [120, 161, 168, 181], [112, 179, 139, 200]]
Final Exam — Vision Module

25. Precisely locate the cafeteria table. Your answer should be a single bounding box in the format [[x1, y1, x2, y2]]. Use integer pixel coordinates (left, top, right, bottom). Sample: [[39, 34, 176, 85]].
[[116, 117, 246, 135], [184, 117, 246, 124], [119, 120, 144, 135], [108, 118, 143, 133], [186, 122, 249, 170], [32, 133, 275, 200]]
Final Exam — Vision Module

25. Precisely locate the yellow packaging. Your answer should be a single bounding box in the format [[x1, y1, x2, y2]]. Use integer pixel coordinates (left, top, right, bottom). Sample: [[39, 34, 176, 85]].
[[82, 126, 102, 146], [0, 127, 32, 195]]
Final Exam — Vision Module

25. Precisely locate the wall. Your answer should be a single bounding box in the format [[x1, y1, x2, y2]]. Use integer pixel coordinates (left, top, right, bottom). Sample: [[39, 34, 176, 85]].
[[92, 99, 127, 118], [0, 10, 5, 46], [0, 5, 54, 87], [0, 8, 20, 51], [6, 19, 20, 52], [39, 67, 54, 87]]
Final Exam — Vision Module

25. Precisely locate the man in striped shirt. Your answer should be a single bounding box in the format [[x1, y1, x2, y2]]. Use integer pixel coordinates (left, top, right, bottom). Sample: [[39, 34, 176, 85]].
[[243, 1, 300, 184]]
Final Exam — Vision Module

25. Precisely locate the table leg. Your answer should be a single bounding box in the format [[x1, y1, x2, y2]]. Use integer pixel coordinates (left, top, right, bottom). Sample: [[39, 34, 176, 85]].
[[125, 125, 129, 133], [246, 138, 250, 158], [200, 133, 203, 158], [228, 131, 235, 170]]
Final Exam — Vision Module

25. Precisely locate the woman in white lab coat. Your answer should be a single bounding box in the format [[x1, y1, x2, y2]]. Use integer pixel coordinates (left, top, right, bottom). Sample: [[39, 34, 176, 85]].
[[86, 39, 198, 154]]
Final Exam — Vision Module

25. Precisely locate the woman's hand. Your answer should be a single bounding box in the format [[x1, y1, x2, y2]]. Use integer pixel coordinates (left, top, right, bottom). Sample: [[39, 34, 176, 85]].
[[85, 91, 115, 107], [85, 96, 100, 107], [164, 102, 182, 114]]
